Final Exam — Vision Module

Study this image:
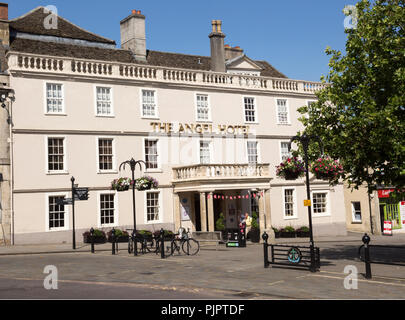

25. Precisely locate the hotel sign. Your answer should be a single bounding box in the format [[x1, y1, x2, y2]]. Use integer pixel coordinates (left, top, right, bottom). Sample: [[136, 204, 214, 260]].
[[150, 122, 250, 135]]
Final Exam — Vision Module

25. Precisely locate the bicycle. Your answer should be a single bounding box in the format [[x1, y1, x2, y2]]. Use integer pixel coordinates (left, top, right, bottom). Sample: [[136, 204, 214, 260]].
[[127, 229, 155, 254], [166, 228, 200, 257]]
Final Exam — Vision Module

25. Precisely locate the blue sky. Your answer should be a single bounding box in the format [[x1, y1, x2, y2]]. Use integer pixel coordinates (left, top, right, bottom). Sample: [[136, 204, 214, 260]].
[[10, 0, 355, 82]]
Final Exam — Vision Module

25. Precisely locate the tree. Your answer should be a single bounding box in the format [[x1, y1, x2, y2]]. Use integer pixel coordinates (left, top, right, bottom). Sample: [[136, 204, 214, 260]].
[[297, 0, 405, 195]]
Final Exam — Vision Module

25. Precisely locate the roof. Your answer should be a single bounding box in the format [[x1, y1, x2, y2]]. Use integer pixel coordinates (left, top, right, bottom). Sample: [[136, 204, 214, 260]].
[[8, 7, 287, 78], [9, 7, 116, 45]]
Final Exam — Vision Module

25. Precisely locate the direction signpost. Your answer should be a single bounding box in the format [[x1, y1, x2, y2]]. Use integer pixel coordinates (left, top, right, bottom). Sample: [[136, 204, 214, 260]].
[[56, 177, 90, 249]]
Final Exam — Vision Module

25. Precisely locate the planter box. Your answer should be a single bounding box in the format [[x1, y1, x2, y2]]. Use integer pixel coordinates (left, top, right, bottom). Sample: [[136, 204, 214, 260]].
[[296, 231, 310, 238], [248, 229, 261, 243], [280, 232, 296, 238], [274, 232, 281, 239], [83, 235, 106, 244], [108, 236, 129, 243]]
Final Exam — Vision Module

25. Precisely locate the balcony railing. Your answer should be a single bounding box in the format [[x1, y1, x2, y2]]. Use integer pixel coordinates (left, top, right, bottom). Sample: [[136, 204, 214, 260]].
[[8, 53, 328, 95], [173, 164, 270, 182]]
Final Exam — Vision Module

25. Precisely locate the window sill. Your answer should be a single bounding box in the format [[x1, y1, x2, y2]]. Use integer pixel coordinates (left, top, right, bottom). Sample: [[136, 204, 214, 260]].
[[284, 216, 298, 220], [277, 123, 292, 126], [313, 213, 331, 218], [142, 116, 160, 120], [351, 221, 363, 224], [46, 171, 69, 176], [96, 115, 115, 118], [145, 169, 163, 174], [45, 113, 67, 117], [97, 170, 118, 175]]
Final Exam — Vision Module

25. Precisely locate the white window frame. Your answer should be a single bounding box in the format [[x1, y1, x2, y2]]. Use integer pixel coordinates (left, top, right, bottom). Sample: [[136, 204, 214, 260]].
[[96, 137, 117, 174], [143, 138, 161, 172], [199, 139, 213, 165], [45, 192, 70, 232], [140, 88, 159, 119], [144, 190, 162, 224], [94, 85, 114, 117], [44, 81, 65, 115], [97, 191, 119, 228], [280, 141, 292, 162], [195, 93, 212, 122], [243, 96, 259, 124], [311, 190, 331, 217], [45, 135, 68, 175], [282, 187, 298, 220], [276, 98, 291, 125], [351, 201, 362, 223], [305, 100, 317, 119], [246, 140, 261, 165]]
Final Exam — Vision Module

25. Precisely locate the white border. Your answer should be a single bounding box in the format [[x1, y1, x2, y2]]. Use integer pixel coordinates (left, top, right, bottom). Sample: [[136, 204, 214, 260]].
[[143, 137, 162, 172], [96, 136, 117, 174], [44, 81, 66, 116], [144, 190, 163, 224], [243, 96, 259, 124], [94, 85, 115, 117], [246, 139, 261, 164], [195, 92, 212, 123], [311, 190, 331, 217], [198, 139, 213, 164], [97, 190, 119, 228], [45, 192, 70, 232], [45, 135, 69, 175], [282, 187, 298, 220], [351, 201, 363, 223], [140, 88, 159, 119], [275, 98, 291, 125], [279, 140, 292, 162]]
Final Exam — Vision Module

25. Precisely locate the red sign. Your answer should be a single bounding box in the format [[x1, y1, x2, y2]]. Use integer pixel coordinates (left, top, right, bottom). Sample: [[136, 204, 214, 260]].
[[383, 221, 392, 236], [378, 189, 395, 199]]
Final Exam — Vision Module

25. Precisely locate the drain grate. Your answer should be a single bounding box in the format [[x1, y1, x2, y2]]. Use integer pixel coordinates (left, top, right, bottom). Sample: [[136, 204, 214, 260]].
[[139, 272, 155, 276]]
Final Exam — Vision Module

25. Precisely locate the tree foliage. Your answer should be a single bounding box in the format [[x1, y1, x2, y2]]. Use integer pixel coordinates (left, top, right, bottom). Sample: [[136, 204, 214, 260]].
[[298, 0, 405, 195]]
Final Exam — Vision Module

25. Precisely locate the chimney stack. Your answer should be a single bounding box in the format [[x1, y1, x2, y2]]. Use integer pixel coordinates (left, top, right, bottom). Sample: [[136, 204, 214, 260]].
[[0, 3, 7, 20], [120, 10, 146, 62], [209, 20, 226, 73], [225, 45, 244, 61]]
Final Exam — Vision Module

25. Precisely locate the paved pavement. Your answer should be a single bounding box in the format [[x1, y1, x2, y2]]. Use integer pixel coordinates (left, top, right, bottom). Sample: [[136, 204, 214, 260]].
[[0, 233, 404, 300]]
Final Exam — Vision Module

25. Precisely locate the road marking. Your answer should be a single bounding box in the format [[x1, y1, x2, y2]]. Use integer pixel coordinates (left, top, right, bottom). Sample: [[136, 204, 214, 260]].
[[309, 274, 405, 287], [268, 280, 285, 286]]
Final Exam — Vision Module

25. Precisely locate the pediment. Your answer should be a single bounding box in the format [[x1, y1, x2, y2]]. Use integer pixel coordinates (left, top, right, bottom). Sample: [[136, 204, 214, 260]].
[[226, 55, 263, 71]]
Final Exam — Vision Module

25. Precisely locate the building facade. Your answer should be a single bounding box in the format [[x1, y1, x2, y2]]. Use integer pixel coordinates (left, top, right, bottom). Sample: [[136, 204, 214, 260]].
[[2, 5, 350, 245]]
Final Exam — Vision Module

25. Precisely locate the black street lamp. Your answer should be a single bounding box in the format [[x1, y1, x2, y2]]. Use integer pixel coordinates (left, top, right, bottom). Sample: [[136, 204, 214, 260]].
[[119, 158, 146, 236], [289, 133, 324, 273]]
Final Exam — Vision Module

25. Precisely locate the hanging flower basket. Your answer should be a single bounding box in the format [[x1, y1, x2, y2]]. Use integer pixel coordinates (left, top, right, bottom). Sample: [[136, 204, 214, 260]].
[[111, 177, 132, 192], [311, 156, 343, 183], [276, 157, 305, 181], [135, 176, 159, 191]]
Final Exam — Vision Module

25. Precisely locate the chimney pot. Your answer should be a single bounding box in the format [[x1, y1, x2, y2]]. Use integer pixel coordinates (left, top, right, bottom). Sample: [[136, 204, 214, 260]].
[[0, 3, 8, 20]]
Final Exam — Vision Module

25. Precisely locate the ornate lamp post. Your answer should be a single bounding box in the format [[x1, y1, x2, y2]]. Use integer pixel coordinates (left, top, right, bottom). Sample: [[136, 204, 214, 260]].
[[119, 158, 146, 235], [289, 133, 324, 272]]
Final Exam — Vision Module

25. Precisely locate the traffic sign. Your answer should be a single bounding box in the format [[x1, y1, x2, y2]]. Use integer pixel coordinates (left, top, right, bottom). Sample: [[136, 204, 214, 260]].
[[304, 200, 311, 207], [74, 187, 89, 201]]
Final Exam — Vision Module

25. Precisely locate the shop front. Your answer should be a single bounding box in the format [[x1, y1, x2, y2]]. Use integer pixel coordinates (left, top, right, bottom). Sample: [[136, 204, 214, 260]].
[[378, 188, 405, 234]]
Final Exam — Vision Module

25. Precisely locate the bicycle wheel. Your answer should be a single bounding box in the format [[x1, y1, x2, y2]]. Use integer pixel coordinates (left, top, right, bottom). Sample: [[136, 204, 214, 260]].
[[144, 238, 154, 253], [164, 240, 173, 257], [182, 239, 200, 256], [171, 239, 182, 256]]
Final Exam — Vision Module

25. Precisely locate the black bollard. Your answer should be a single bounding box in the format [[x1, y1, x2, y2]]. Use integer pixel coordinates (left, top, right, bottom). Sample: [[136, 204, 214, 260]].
[[134, 229, 138, 256], [362, 234, 372, 279], [111, 228, 116, 255], [90, 227, 95, 254], [262, 232, 269, 268], [160, 228, 165, 259]]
